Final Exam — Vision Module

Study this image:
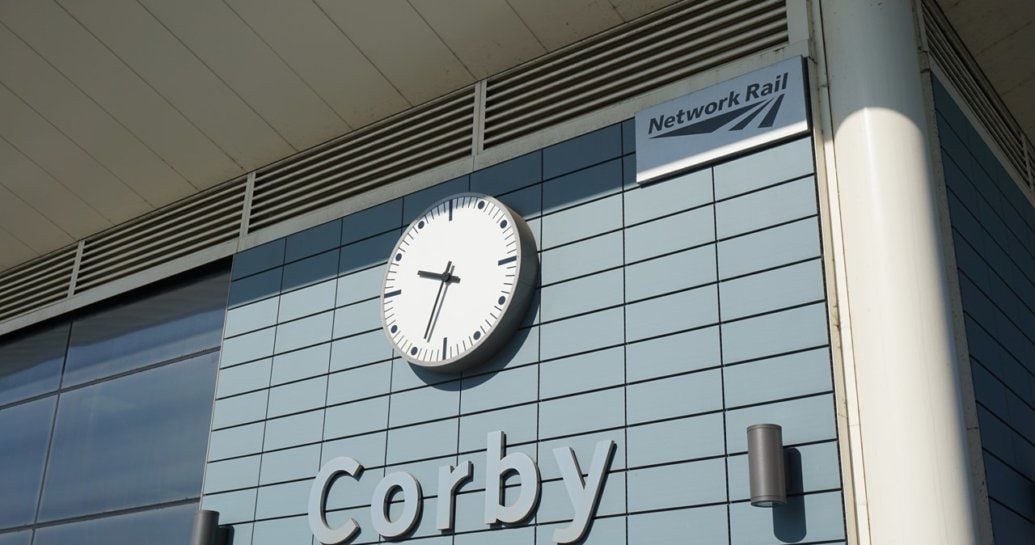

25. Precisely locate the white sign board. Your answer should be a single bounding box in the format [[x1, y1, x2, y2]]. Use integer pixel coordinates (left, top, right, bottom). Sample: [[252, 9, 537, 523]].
[[635, 57, 810, 184]]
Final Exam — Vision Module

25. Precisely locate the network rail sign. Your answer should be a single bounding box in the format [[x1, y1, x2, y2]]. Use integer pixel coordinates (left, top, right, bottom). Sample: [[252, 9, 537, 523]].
[[636, 57, 810, 184]]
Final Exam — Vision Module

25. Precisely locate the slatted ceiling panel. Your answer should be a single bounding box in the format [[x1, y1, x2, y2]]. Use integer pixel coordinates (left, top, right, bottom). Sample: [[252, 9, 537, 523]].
[[74, 179, 246, 293], [924, 0, 1035, 193], [247, 87, 475, 231], [482, 0, 788, 148], [0, 246, 75, 322]]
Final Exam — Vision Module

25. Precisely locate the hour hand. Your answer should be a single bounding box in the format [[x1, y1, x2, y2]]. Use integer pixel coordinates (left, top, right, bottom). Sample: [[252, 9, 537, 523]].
[[417, 270, 460, 283]]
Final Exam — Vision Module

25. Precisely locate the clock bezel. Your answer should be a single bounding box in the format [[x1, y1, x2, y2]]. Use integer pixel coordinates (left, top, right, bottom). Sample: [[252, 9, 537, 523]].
[[378, 192, 539, 373]]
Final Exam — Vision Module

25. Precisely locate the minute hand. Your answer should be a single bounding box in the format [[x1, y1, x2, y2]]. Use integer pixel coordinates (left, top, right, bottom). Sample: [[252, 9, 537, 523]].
[[423, 262, 452, 341]]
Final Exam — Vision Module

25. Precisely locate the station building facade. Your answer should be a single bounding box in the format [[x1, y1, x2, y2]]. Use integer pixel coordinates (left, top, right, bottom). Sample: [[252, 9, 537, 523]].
[[0, 2, 1032, 545]]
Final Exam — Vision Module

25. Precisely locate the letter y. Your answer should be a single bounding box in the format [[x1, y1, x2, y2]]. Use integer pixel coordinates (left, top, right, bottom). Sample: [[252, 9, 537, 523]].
[[552, 440, 617, 544]]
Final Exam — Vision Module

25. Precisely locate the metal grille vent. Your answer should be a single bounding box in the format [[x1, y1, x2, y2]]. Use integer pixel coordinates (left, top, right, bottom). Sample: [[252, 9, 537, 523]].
[[482, 0, 789, 148], [74, 179, 247, 293], [0, 246, 76, 322], [248, 88, 475, 231], [924, 0, 1035, 193]]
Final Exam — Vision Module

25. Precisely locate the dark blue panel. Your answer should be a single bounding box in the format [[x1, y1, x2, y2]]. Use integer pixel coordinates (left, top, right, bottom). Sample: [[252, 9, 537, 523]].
[[231, 239, 284, 280], [402, 176, 470, 223], [542, 124, 622, 180], [227, 267, 282, 308], [339, 229, 401, 275], [63, 270, 228, 386], [281, 249, 339, 292], [33, 503, 196, 545], [471, 152, 542, 196], [0, 323, 67, 406], [0, 396, 56, 529], [622, 118, 636, 154], [39, 354, 217, 521], [542, 158, 622, 213], [285, 220, 342, 263], [341, 199, 403, 245], [0, 531, 31, 545]]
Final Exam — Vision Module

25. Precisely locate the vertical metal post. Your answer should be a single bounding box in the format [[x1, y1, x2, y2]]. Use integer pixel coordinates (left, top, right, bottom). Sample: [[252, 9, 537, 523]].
[[821, 1, 980, 543]]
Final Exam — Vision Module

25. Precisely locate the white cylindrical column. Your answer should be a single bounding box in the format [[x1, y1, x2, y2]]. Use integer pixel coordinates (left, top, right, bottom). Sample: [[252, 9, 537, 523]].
[[821, 2, 979, 544]]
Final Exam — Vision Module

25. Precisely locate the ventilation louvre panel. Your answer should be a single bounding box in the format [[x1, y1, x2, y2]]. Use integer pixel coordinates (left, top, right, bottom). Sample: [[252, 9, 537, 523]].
[[482, 0, 789, 148], [923, 0, 1035, 193], [75, 179, 247, 293], [248, 88, 476, 231], [0, 246, 75, 322]]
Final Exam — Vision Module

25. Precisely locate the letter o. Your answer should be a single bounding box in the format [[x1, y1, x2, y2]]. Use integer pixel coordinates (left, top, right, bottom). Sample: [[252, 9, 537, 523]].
[[308, 457, 363, 544], [370, 472, 423, 539]]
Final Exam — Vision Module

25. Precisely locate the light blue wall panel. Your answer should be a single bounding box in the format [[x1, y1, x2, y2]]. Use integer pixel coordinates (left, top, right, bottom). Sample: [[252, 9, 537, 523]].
[[625, 168, 712, 226], [540, 232, 623, 285], [271, 343, 331, 386]]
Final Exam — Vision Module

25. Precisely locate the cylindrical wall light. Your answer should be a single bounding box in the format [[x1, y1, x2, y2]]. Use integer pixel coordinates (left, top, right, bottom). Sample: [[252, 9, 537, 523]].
[[190, 510, 221, 545], [747, 424, 786, 507]]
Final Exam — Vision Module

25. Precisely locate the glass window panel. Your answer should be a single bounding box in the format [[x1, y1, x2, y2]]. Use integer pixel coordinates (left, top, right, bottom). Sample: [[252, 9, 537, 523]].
[[0, 530, 32, 545], [39, 353, 217, 521], [0, 396, 57, 529], [63, 270, 229, 386], [0, 323, 68, 405], [33, 503, 196, 545]]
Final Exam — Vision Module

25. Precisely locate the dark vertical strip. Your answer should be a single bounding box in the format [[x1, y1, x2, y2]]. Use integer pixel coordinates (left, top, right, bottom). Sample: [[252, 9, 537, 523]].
[[730, 99, 773, 131], [758, 94, 786, 128]]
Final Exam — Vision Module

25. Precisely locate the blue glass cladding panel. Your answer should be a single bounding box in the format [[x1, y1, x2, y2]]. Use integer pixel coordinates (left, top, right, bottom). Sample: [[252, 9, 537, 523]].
[[285, 220, 342, 263], [232, 239, 284, 280], [228, 267, 282, 308], [471, 152, 541, 195], [0, 531, 31, 545], [0, 396, 56, 529], [341, 199, 402, 245], [33, 503, 196, 545], [63, 269, 228, 386], [0, 323, 67, 406], [39, 353, 218, 521], [542, 124, 622, 179]]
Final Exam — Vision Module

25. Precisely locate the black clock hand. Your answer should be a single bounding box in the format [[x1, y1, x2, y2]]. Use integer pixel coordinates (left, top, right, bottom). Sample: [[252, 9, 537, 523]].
[[425, 264, 455, 343], [418, 270, 461, 283], [423, 261, 452, 341]]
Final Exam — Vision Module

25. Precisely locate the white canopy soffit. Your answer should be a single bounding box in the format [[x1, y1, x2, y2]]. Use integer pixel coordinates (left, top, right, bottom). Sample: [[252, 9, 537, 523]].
[[0, 0, 1030, 274], [0, 0, 681, 271]]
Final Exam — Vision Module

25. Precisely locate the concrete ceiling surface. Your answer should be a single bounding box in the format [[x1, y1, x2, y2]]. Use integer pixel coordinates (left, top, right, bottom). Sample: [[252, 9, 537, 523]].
[[0, 0, 680, 271], [0, 0, 1029, 274]]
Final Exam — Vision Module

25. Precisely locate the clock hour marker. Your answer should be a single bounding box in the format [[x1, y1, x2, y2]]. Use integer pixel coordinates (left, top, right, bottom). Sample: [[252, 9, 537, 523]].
[[395, 253, 402, 261], [498, 296, 506, 305], [384, 289, 402, 298], [500, 219, 508, 229], [497, 255, 517, 266], [418, 220, 425, 229], [410, 347, 418, 356], [477, 200, 485, 209], [473, 331, 481, 340], [448, 199, 453, 220], [390, 325, 398, 333], [442, 337, 448, 357]]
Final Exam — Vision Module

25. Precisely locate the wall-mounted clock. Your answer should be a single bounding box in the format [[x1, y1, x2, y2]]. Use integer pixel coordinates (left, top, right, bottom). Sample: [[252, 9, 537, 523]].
[[379, 193, 538, 373]]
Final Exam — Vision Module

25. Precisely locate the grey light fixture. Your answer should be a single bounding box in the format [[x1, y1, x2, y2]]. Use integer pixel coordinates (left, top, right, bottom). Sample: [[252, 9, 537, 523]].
[[190, 510, 221, 545], [747, 424, 787, 507]]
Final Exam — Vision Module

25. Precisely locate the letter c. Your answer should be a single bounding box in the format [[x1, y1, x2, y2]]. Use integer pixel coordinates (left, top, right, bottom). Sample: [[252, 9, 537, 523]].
[[308, 457, 363, 545]]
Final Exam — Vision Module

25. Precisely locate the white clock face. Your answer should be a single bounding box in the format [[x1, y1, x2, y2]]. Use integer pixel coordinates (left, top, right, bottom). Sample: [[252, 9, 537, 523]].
[[380, 193, 538, 372]]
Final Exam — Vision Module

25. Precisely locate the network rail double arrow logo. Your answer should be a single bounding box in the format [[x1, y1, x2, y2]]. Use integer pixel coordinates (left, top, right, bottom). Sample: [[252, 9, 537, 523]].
[[635, 57, 810, 184]]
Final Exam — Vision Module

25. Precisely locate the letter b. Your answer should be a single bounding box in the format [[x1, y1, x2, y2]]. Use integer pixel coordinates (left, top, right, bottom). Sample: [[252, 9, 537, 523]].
[[484, 431, 540, 525]]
